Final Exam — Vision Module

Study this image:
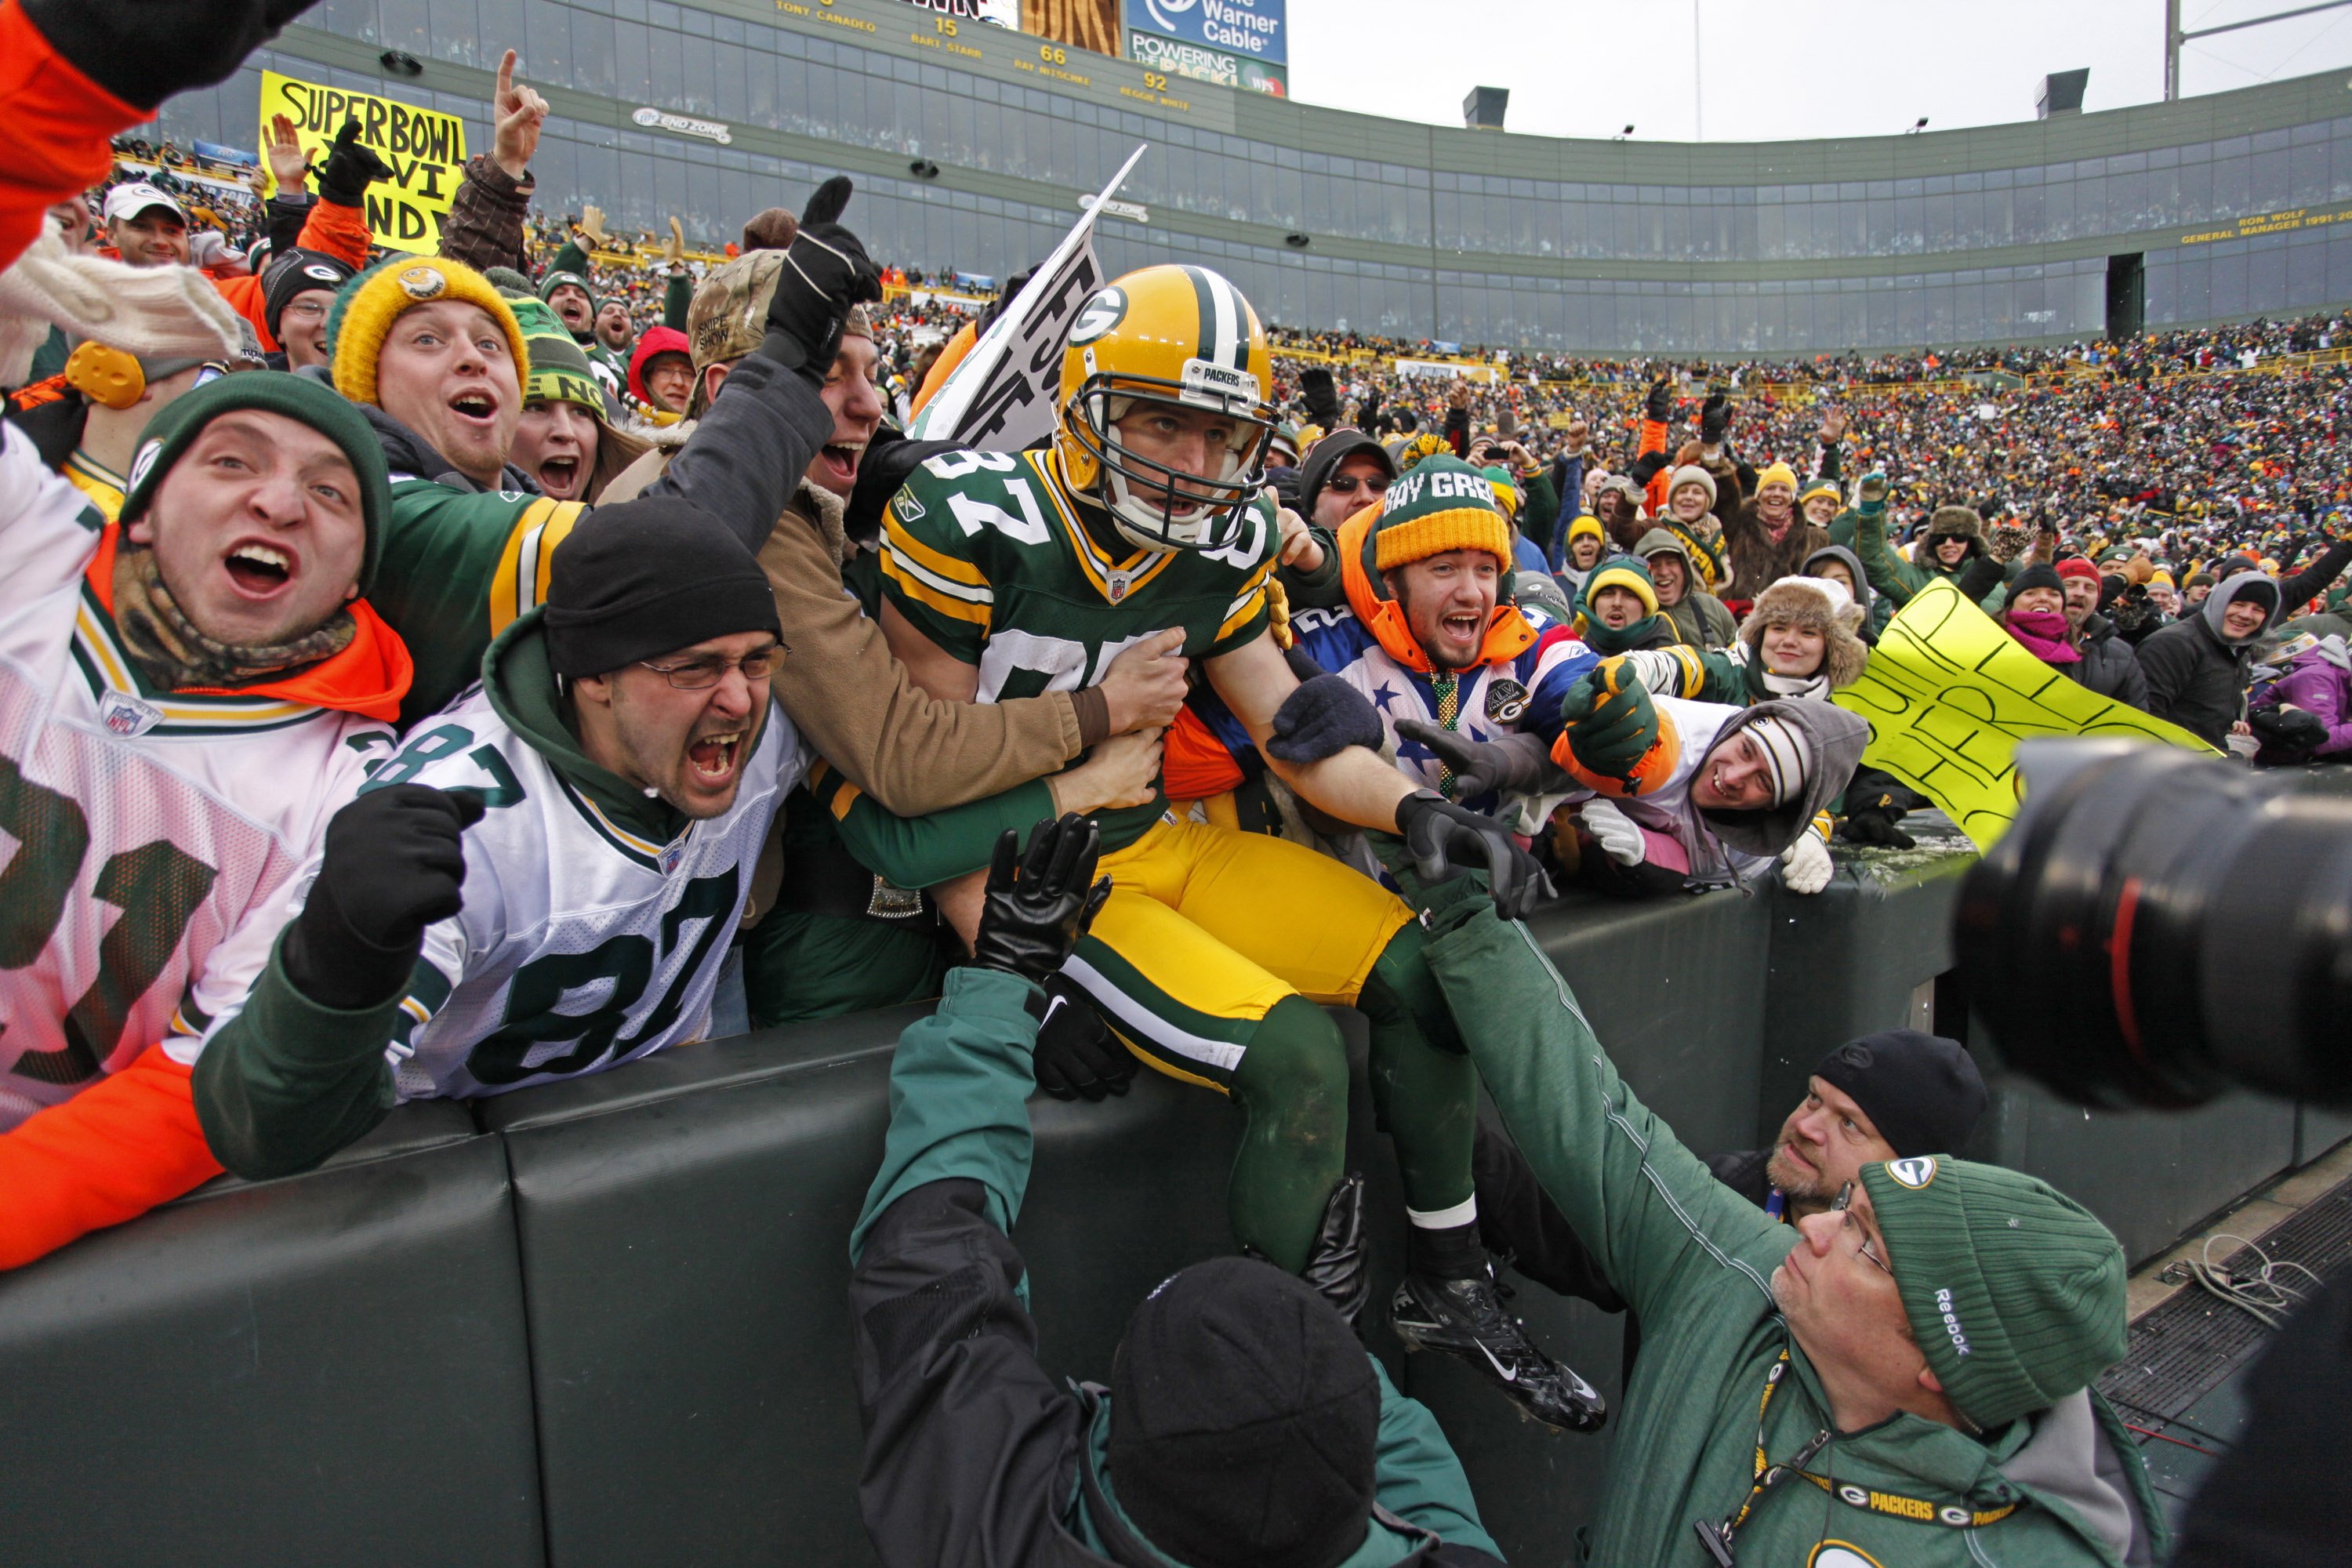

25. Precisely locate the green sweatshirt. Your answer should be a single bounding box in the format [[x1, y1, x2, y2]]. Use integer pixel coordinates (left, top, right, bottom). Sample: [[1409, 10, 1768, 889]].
[[1421, 895, 2166, 1568]]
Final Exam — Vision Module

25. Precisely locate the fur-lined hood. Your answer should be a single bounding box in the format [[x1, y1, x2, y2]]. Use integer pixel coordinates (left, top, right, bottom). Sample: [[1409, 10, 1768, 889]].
[[1739, 575, 1870, 691], [1924, 506, 1986, 543]]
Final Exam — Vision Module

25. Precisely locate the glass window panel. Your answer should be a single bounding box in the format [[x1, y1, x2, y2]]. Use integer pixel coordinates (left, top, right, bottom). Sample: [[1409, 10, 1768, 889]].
[[379, 0, 430, 60], [572, 11, 616, 96]]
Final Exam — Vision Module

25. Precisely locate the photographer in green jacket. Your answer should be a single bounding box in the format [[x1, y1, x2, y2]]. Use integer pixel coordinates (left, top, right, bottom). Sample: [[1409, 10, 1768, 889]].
[[1419, 890, 2165, 1568], [848, 814, 1504, 1568]]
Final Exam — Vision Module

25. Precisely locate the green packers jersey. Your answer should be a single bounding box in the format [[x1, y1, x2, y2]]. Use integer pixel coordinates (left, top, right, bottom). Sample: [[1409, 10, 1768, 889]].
[[878, 446, 1276, 851]]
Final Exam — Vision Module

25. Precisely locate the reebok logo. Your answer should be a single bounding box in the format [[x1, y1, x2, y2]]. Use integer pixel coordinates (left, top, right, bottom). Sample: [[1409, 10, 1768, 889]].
[[1934, 1287, 1972, 1356]]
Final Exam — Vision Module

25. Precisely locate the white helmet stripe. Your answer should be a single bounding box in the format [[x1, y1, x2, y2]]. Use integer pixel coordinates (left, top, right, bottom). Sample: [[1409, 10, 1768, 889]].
[[1205, 267, 1241, 373]]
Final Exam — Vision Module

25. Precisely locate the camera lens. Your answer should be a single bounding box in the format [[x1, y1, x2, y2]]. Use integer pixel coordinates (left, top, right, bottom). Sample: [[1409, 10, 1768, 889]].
[[1954, 740, 2352, 1109]]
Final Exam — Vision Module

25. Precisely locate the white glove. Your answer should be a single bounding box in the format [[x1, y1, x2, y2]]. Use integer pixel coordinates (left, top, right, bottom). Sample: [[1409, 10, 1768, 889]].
[[0, 220, 240, 386], [1578, 798, 1646, 866], [1780, 832, 1834, 895]]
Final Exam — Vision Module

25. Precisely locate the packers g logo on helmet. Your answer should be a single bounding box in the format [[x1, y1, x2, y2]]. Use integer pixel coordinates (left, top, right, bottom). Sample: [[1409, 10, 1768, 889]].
[[1055, 264, 1278, 555]]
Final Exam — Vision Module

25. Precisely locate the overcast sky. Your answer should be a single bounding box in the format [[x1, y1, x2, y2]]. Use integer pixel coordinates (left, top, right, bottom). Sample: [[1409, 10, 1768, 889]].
[[1283, 0, 2352, 142]]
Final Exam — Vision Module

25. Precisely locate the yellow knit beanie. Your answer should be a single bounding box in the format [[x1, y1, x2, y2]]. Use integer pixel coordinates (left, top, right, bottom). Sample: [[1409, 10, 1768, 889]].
[[326, 255, 532, 409]]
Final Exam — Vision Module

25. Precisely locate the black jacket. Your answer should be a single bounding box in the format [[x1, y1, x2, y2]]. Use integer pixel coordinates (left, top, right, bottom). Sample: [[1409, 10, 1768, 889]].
[[2140, 597, 2262, 748], [2069, 613, 2151, 712]]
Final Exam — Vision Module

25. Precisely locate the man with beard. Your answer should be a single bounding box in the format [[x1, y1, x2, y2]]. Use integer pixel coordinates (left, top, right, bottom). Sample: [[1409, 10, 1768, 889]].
[[1468, 1033, 1989, 1382], [190, 503, 805, 1176]]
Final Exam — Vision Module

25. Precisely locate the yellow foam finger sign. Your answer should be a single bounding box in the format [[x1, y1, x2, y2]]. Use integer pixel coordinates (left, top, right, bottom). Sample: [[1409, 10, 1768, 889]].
[[1831, 579, 2220, 850]]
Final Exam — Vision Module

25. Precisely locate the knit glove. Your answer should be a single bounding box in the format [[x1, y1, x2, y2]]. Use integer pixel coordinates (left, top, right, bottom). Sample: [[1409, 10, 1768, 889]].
[[283, 786, 485, 1011], [1779, 832, 1834, 895], [1392, 721, 1567, 799], [1577, 797, 1646, 867], [1298, 367, 1342, 427], [760, 219, 883, 379], [1552, 664, 1663, 797], [1267, 674, 1383, 764], [1394, 791, 1555, 921], [969, 815, 1112, 990], [1029, 974, 1134, 1102], [1699, 393, 1732, 448], [23, 0, 319, 111], [311, 119, 394, 209], [1986, 523, 2030, 564], [1643, 376, 1673, 423], [801, 176, 854, 227], [0, 223, 240, 387], [1855, 470, 1889, 514]]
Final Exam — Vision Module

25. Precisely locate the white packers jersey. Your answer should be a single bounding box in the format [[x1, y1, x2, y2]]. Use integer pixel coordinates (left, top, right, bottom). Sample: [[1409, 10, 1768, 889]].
[[0, 426, 396, 1128], [194, 683, 804, 1102]]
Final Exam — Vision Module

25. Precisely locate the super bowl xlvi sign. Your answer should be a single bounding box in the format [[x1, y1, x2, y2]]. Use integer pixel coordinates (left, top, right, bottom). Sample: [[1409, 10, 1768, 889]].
[[1124, 0, 1284, 63], [632, 107, 733, 145]]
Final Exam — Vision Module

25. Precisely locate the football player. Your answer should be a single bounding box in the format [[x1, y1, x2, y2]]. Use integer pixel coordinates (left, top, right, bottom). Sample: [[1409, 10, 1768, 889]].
[[872, 265, 1602, 1431]]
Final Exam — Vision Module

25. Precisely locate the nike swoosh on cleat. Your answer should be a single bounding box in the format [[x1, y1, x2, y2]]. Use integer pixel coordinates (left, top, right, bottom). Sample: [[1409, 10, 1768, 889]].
[[1475, 1341, 1519, 1384]]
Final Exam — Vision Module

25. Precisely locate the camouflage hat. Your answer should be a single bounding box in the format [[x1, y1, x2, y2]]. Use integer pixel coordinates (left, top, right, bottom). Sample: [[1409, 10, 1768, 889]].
[[688, 252, 873, 376]]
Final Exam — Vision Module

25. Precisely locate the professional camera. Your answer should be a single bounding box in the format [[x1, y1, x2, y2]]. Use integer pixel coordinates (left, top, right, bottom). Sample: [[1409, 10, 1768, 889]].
[[1953, 739, 2352, 1109]]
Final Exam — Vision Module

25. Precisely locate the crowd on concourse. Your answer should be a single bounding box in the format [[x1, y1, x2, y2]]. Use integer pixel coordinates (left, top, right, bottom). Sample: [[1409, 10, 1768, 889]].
[[0, 2, 2333, 1563]]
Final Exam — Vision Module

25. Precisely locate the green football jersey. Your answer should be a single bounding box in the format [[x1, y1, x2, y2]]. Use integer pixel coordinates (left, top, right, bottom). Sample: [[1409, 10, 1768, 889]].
[[878, 446, 1276, 851]]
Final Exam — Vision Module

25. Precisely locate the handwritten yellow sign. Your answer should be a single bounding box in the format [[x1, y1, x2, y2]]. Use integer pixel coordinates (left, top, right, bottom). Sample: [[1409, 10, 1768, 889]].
[[260, 71, 467, 255], [1832, 579, 2219, 849]]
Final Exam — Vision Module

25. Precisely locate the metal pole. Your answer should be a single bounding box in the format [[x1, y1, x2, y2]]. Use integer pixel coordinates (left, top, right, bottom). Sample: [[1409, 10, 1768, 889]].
[[2165, 0, 2180, 101], [1693, 0, 1703, 141]]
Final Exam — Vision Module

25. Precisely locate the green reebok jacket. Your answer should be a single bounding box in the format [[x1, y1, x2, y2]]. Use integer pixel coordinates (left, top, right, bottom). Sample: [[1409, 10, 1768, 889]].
[[1421, 897, 2168, 1568]]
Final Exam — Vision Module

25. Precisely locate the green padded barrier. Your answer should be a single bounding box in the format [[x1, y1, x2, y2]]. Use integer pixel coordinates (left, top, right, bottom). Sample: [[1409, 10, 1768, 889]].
[[0, 1102, 541, 1568], [1759, 830, 1977, 1147]]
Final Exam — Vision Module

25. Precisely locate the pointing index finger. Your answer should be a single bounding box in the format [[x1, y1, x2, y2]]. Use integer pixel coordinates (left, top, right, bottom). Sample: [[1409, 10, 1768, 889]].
[[496, 49, 517, 103]]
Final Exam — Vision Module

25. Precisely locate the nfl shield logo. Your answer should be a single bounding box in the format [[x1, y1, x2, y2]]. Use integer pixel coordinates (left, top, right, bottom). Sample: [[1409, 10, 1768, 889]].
[[659, 844, 685, 876], [99, 691, 161, 738]]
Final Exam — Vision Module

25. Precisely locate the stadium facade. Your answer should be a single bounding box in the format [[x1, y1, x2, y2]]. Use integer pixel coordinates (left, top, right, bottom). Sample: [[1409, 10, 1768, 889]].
[[144, 0, 2352, 354]]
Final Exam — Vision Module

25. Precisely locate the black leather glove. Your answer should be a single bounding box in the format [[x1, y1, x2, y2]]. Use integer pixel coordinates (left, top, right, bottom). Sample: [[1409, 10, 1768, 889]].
[[1836, 808, 1915, 851], [312, 118, 394, 209], [282, 785, 485, 1011], [1298, 367, 1342, 427], [970, 814, 1112, 989], [1302, 1174, 1370, 1331], [1394, 789, 1555, 921], [24, 0, 319, 111], [1393, 721, 1567, 799], [1699, 392, 1732, 447], [1643, 376, 1673, 423], [760, 215, 884, 380], [1029, 974, 1134, 1102], [1267, 673, 1382, 764]]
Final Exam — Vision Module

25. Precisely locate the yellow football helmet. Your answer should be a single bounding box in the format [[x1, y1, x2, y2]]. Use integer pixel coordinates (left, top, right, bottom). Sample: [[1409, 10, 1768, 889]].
[[1056, 263, 1278, 554]]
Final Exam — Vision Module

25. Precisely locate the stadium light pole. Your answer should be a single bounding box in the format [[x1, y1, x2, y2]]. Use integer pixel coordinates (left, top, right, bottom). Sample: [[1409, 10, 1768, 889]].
[[2166, 0, 2352, 100]]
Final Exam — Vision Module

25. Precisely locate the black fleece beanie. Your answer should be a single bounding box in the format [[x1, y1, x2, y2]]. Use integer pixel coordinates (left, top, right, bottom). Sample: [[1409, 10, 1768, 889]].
[[1109, 1257, 1380, 1568], [543, 498, 781, 677], [1813, 1030, 1988, 1159], [2008, 561, 2066, 602]]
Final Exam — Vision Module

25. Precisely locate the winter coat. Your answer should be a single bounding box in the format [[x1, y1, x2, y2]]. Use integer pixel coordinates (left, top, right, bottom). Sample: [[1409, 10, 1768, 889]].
[[2070, 613, 2151, 712], [1721, 496, 1831, 603], [1850, 501, 2006, 614], [1424, 898, 2171, 1568], [1803, 542, 1889, 641], [2251, 638, 2352, 759], [848, 971, 1504, 1568], [1635, 526, 1737, 648], [2140, 575, 2279, 748]]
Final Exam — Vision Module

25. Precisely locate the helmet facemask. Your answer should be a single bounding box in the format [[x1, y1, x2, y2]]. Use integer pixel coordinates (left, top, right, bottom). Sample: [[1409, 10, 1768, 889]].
[[1066, 359, 1276, 554]]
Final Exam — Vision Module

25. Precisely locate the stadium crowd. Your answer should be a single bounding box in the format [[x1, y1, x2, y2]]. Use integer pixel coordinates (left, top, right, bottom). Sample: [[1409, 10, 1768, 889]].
[[0, 0, 2336, 1563]]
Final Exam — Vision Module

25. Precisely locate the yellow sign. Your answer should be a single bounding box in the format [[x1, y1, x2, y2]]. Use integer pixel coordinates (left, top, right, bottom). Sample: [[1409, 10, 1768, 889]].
[[260, 71, 468, 255], [1831, 579, 2219, 850]]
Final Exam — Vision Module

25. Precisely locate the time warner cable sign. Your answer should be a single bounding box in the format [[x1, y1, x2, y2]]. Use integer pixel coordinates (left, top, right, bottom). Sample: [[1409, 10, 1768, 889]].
[[1126, 0, 1284, 64]]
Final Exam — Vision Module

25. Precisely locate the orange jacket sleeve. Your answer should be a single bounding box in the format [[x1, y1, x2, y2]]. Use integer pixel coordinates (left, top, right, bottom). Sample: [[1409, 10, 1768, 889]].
[[0, 1043, 223, 1270], [295, 195, 374, 270], [0, 0, 151, 274], [213, 271, 276, 351]]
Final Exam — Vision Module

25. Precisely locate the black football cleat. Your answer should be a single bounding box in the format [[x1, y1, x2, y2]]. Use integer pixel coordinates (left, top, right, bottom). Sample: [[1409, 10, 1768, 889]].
[[1390, 1267, 1607, 1432]]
